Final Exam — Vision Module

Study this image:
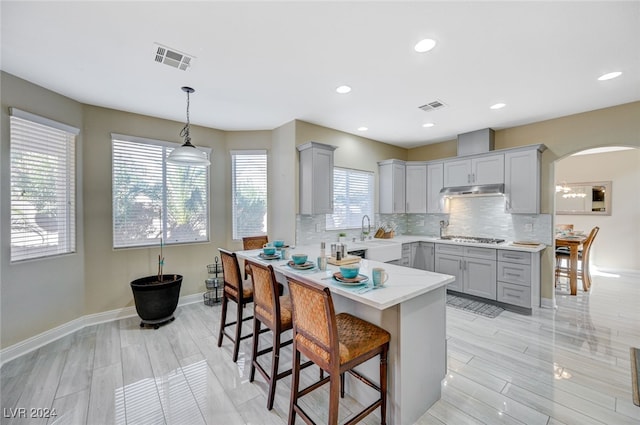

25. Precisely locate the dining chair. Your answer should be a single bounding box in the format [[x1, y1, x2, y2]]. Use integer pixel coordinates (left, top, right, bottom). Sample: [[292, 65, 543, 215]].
[[555, 226, 600, 291], [246, 260, 313, 410], [243, 235, 269, 279], [286, 275, 390, 425], [218, 248, 258, 362]]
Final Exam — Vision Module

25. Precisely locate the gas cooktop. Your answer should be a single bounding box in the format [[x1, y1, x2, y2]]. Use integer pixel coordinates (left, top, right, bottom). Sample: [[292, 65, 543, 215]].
[[440, 235, 505, 244]]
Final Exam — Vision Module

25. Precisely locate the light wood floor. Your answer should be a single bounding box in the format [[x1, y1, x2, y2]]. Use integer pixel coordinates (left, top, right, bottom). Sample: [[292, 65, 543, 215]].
[[2, 270, 639, 425]]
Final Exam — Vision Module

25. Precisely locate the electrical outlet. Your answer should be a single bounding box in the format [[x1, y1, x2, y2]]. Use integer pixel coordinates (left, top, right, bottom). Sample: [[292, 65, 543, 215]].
[[315, 223, 321, 233], [525, 223, 533, 232]]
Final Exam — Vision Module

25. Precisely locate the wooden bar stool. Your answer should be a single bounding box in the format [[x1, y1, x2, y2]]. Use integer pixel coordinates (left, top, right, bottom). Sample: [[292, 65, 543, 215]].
[[246, 260, 313, 410], [287, 276, 390, 425], [243, 235, 269, 280], [218, 248, 258, 363]]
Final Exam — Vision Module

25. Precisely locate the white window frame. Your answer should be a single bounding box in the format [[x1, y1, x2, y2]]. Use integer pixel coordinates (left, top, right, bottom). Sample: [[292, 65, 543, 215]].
[[231, 150, 268, 240], [111, 133, 211, 249], [9, 108, 79, 262], [326, 167, 374, 231]]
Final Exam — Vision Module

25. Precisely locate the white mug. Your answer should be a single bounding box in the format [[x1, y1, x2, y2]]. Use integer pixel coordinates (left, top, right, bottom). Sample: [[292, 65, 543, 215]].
[[372, 268, 388, 287]]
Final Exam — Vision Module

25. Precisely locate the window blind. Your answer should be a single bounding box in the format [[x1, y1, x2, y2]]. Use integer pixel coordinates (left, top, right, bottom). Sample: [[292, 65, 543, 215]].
[[326, 167, 374, 230], [231, 150, 267, 240], [112, 135, 209, 248], [10, 110, 77, 262]]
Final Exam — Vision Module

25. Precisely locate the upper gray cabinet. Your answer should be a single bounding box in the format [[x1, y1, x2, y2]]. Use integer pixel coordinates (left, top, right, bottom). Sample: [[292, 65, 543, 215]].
[[298, 142, 336, 215], [378, 159, 406, 214], [427, 162, 445, 213], [504, 145, 545, 214], [405, 162, 427, 213], [443, 154, 504, 187]]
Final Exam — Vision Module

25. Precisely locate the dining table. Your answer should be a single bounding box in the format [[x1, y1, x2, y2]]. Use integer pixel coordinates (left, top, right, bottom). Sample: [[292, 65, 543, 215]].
[[555, 234, 588, 295], [235, 244, 455, 425]]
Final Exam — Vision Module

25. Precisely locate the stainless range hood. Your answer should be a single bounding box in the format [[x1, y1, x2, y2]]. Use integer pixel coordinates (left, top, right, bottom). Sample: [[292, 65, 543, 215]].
[[440, 183, 505, 197]]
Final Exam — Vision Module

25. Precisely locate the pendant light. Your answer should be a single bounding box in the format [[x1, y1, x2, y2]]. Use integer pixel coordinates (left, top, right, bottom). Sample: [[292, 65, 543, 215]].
[[166, 86, 211, 166]]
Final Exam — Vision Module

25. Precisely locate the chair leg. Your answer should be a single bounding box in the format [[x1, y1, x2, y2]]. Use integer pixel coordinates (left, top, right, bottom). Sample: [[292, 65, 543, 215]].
[[340, 373, 345, 398], [380, 347, 388, 425], [217, 295, 228, 347], [232, 300, 244, 362], [249, 319, 260, 382], [267, 331, 280, 410], [328, 371, 341, 425], [288, 347, 301, 425]]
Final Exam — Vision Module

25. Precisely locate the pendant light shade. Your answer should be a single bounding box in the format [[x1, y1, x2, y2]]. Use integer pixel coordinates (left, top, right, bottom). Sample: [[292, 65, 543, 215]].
[[166, 86, 211, 166]]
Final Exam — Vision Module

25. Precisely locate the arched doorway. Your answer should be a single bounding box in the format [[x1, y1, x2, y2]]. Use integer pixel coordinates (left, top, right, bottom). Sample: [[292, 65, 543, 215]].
[[552, 145, 640, 300]]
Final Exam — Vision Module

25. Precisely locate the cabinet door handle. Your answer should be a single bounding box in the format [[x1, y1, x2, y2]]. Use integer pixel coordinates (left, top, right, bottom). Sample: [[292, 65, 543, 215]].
[[467, 174, 471, 184], [472, 173, 476, 183]]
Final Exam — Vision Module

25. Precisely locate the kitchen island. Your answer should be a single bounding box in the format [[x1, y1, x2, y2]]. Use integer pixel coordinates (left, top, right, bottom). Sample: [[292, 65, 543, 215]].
[[236, 245, 455, 425]]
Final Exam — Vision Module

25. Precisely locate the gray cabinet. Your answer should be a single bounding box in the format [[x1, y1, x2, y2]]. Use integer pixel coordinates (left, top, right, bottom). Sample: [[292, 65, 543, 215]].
[[297, 142, 336, 215], [504, 146, 544, 214], [435, 244, 497, 299], [427, 162, 445, 213], [405, 163, 427, 213], [413, 242, 435, 272], [378, 159, 406, 214], [443, 154, 504, 187], [497, 250, 535, 308]]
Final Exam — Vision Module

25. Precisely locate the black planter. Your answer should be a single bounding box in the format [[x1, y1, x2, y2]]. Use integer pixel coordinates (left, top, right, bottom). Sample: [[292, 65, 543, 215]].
[[130, 274, 183, 329]]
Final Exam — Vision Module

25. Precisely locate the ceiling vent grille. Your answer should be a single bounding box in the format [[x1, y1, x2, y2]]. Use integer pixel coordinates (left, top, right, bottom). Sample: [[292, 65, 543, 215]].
[[418, 100, 446, 112], [154, 44, 193, 71]]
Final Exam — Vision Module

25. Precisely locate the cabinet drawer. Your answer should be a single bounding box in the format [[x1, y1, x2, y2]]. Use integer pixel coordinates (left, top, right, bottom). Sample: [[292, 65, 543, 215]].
[[436, 244, 464, 255], [498, 250, 531, 265], [497, 281, 531, 308], [498, 262, 531, 286], [464, 246, 496, 260]]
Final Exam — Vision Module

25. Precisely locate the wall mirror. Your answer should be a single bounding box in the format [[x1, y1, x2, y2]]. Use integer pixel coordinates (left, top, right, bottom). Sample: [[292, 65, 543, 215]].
[[555, 181, 612, 215]]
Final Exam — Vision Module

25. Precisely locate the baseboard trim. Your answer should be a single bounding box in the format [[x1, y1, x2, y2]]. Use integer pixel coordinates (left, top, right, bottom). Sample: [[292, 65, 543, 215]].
[[0, 293, 204, 366], [541, 296, 555, 309]]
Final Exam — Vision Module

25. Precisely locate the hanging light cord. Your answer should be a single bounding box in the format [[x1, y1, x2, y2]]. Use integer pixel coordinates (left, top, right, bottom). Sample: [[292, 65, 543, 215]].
[[180, 89, 192, 146]]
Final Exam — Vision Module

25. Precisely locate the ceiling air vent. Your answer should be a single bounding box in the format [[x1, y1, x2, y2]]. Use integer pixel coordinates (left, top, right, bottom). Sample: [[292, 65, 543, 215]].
[[154, 44, 194, 71], [418, 100, 446, 112]]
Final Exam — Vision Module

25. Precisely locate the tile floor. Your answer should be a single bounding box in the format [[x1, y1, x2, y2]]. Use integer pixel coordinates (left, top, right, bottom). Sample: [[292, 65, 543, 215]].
[[1, 269, 639, 425]]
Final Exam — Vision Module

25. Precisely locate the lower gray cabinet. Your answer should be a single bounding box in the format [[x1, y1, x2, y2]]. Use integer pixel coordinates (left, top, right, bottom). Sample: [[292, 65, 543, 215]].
[[413, 242, 435, 272], [497, 250, 533, 308], [435, 244, 496, 298]]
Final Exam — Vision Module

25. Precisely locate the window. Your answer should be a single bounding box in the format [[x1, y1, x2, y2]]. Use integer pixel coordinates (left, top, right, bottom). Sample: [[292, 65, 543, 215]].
[[231, 150, 267, 240], [112, 134, 209, 248], [326, 167, 374, 230], [10, 108, 78, 262]]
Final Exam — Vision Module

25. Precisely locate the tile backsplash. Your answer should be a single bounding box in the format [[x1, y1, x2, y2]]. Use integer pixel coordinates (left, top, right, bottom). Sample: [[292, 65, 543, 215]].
[[296, 196, 552, 246]]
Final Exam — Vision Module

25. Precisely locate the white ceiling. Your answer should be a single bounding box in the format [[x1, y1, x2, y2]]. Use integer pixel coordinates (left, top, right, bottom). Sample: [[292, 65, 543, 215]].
[[2, 1, 639, 148]]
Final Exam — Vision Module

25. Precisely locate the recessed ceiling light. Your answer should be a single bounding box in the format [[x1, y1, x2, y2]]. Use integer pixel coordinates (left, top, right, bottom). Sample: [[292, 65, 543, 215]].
[[336, 85, 352, 94], [490, 103, 506, 110], [597, 71, 622, 81], [422, 122, 435, 128], [358, 126, 368, 131], [414, 38, 437, 53]]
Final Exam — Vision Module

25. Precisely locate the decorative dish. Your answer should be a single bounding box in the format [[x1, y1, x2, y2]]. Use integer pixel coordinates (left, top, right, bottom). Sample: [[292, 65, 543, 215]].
[[333, 272, 369, 286], [288, 260, 315, 270]]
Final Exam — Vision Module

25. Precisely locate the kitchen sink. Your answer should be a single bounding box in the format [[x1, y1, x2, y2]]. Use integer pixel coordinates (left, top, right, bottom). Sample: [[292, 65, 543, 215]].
[[359, 239, 402, 262]]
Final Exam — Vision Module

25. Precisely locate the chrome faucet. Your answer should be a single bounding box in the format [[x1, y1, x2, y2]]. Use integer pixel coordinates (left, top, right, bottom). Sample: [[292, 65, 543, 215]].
[[439, 220, 449, 239], [361, 215, 371, 241]]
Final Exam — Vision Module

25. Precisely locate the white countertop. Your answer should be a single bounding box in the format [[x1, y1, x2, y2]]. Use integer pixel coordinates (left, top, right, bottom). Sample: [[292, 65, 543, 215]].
[[236, 245, 455, 310], [343, 234, 547, 253]]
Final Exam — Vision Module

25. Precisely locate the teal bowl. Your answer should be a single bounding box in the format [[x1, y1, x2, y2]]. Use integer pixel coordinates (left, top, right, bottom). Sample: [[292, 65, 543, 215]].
[[263, 247, 276, 256], [273, 240, 285, 248], [340, 264, 360, 279], [291, 254, 308, 265]]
